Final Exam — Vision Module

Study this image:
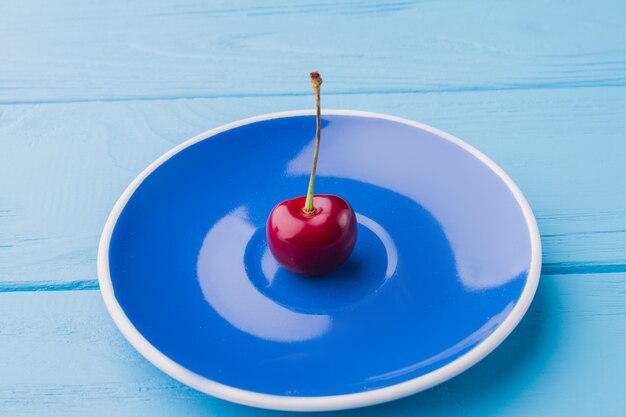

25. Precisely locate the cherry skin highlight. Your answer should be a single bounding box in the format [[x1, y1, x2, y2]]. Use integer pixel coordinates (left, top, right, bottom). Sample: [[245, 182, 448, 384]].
[[266, 194, 357, 276]]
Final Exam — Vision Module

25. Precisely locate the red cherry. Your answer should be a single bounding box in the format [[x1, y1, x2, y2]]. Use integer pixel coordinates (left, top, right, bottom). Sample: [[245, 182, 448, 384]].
[[266, 194, 357, 276], [266, 71, 356, 276]]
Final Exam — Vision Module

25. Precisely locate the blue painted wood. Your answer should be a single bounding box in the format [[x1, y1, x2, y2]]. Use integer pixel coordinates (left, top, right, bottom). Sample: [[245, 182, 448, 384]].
[[0, 0, 625, 104], [1, 88, 625, 284], [1, 0, 625, 415], [0, 274, 624, 416]]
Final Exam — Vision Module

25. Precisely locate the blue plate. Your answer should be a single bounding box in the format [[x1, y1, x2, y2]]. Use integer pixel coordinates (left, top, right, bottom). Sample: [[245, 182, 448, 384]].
[[98, 110, 541, 411]]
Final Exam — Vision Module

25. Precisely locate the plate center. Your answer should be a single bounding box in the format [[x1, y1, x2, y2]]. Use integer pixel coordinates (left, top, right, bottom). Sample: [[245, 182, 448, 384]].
[[245, 214, 396, 313]]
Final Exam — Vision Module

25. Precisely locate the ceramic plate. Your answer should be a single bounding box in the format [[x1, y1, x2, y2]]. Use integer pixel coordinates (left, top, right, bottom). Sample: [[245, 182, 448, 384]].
[[98, 110, 541, 411]]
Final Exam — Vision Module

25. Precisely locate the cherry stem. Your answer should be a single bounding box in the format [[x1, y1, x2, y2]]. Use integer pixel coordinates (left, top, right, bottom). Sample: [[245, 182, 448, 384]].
[[303, 71, 323, 214]]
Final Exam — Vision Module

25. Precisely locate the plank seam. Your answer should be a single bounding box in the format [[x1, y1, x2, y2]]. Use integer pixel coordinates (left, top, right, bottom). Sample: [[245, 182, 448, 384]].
[[1, 80, 625, 106], [2, 262, 626, 293]]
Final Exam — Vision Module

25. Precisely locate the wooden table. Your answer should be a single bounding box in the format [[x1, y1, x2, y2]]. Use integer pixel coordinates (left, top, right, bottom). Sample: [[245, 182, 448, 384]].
[[1, 1, 625, 416]]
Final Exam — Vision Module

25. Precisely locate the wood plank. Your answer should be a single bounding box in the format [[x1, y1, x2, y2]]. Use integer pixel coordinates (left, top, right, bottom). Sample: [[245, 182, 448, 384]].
[[0, 273, 624, 416], [1, 0, 625, 103], [1, 86, 626, 284]]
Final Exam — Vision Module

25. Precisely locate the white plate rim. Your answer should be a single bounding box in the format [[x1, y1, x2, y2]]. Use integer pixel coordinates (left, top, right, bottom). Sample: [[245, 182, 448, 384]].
[[97, 109, 542, 412]]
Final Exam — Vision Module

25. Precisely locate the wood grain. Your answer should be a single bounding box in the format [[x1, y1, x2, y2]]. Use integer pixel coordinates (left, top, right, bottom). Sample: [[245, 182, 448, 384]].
[[1, 87, 625, 285], [0, 273, 624, 416], [1, 0, 625, 104]]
